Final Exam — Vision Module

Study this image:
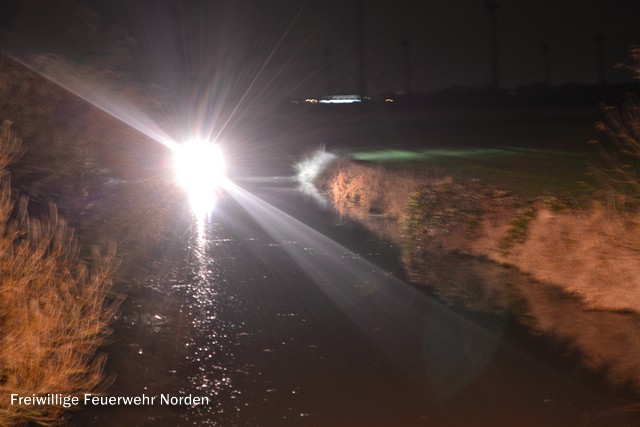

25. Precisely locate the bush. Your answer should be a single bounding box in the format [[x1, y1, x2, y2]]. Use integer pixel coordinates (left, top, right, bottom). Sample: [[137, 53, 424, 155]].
[[590, 47, 640, 210], [0, 122, 120, 426], [590, 97, 640, 210]]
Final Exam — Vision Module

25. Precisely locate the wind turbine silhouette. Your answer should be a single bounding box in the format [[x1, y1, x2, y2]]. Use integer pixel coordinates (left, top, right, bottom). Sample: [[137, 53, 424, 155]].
[[484, 0, 499, 90]]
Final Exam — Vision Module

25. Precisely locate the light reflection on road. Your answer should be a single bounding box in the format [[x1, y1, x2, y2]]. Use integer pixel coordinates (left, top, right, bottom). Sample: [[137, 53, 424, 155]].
[[176, 217, 247, 426], [165, 179, 640, 427]]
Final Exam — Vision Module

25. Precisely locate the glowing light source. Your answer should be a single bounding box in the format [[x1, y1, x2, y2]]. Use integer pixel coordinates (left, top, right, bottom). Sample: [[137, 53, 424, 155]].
[[319, 95, 362, 104], [173, 139, 226, 213], [295, 148, 337, 205]]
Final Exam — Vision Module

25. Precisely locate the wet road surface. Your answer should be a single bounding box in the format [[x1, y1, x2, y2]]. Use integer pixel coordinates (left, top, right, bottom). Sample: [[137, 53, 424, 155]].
[[73, 178, 637, 427]]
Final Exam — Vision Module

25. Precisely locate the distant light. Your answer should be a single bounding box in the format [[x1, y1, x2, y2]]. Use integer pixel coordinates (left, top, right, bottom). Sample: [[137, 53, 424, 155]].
[[173, 139, 226, 213], [385, 98, 394, 103], [319, 95, 362, 104], [304, 98, 319, 104]]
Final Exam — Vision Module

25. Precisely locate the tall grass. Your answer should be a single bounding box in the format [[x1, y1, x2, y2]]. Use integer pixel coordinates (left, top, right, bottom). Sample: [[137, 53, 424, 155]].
[[590, 96, 640, 210], [0, 121, 120, 426], [590, 48, 640, 211], [318, 157, 640, 312]]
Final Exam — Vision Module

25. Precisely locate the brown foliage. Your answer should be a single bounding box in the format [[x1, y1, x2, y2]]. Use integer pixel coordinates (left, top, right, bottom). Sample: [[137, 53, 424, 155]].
[[0, 122, 120, 426], [590, 47, 640, 210], [319, 159, 640, 312], [590, 97, 640, 209]]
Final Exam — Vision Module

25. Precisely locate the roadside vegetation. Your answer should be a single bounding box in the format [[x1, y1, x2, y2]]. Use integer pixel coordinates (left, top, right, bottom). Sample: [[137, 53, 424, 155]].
[[315, 82, 640, 313], [0, 2, 184, 424], [0, 122, 121, 426], [0, 58, 180, 427], [589, 99, 640, 209]]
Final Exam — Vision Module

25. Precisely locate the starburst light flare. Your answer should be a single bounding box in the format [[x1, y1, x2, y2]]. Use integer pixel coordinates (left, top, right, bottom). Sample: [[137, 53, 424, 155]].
[[173, 138, 226, 214]]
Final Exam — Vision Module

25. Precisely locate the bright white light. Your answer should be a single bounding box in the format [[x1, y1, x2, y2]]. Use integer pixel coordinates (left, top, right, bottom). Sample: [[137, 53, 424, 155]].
[[295, 149, 335, 183], [295, 148, 336, 203], [174, 139, 226, 213], [319, 95, 362, 104]]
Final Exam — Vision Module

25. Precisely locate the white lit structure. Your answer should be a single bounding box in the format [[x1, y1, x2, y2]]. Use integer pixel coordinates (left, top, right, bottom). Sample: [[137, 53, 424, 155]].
[[319, 95, 362, 104]]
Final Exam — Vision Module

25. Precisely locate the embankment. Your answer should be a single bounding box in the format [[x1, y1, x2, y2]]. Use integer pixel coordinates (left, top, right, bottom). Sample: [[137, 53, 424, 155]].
[[316, 158, 640, 313]]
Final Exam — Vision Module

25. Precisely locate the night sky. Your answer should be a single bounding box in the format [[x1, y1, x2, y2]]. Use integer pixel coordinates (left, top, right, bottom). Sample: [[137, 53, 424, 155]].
[[88, 0, 640, 96], [3, 0, 640, 99]]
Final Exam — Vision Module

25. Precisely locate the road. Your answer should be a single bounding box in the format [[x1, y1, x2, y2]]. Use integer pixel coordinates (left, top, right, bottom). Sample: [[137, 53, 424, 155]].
[[73, 177, 620, 427]]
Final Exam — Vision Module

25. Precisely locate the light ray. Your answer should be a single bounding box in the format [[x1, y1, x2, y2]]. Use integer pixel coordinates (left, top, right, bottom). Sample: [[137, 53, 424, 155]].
[[212, 0, 309, 142], [6, 52, 180, 152], [224, 180, 502, 400]]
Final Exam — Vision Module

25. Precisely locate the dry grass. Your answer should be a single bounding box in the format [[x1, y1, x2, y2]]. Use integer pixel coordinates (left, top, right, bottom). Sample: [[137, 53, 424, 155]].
[[318, 158, 640, 313], [475, 205, 640, 312], [0, 122, 120, 426], [589, 96, 640, 210], [317, 158, 425, 241]]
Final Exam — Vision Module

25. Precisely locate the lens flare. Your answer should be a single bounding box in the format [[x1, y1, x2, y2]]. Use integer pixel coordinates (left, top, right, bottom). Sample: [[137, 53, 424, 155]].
[[174, 139, 226, 214]]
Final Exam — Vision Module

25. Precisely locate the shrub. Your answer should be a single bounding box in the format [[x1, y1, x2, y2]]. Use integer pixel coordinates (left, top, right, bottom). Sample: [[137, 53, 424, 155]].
[[0, 122, 120, 426], [590, 47, 640, 210], [590, 97, 640, 210]]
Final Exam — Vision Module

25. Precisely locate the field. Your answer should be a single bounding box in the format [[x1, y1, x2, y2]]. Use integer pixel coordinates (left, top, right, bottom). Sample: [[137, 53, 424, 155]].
[[266, 103, 604, 198], [350, 146, 597, 198]]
